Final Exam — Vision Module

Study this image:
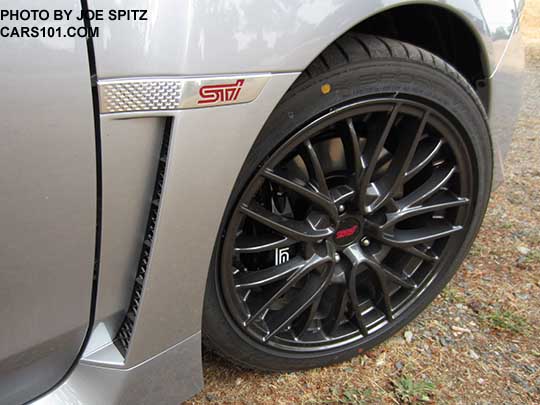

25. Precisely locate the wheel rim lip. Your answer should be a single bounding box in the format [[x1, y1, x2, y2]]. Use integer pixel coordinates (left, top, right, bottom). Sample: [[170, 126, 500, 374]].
[[218, 96, 476, 353]]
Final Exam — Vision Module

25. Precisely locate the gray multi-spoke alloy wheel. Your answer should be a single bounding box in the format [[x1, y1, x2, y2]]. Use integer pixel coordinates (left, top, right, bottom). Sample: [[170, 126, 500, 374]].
[[203, 34, 492, 371]]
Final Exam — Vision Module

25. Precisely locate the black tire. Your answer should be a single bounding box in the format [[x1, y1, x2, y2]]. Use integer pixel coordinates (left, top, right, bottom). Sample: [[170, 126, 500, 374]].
[[203, 34, 492, 371]]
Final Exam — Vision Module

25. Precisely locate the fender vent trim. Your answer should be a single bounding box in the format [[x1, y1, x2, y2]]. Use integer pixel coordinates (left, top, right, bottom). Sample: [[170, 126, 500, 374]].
[[115, 118, 172, 356]]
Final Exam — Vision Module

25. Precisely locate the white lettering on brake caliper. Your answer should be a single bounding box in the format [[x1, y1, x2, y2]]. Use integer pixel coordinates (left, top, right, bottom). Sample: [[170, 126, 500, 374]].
[[275, 247, 290, 266]]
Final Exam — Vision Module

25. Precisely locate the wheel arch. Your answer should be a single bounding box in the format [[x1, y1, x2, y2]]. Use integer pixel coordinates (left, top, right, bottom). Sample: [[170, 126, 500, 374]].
[[299, 2, 491, 111], [352, 4, 490, 110]]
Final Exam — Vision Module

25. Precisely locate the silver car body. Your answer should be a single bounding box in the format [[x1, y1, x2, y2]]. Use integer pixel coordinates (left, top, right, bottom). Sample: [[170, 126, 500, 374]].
[[0, 0, 524, 403]]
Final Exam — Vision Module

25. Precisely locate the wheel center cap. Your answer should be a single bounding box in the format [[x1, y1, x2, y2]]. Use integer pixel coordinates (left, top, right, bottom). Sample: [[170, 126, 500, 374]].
[[334, 217, 362, 247]]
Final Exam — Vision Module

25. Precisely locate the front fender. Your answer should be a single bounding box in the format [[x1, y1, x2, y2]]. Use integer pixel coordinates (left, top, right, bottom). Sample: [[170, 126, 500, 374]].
[[89, 0, 521, 78]]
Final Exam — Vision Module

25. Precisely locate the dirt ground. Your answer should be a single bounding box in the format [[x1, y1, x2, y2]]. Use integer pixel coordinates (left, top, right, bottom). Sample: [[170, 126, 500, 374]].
[[187, 2, 540, 403]]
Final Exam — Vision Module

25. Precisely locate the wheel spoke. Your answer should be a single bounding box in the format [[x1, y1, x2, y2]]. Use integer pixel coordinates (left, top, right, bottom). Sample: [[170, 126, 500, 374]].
[[262, 169, 338, 222], [378, 277, 394, 321], [383, 190, 470, 229], [264, 268, 333, 340], [368, 259, 418, 289], [347, 269, 370, 335], [234, 257, 305, 289], [403, 246, 440, 262], [396, 163, 457, 210], [402, 256, 425, 278], [405, 138, 444, 180], [380, 220, 463, 248], [246, 253, 332, 326], [325, 286, 350, 335], [302, 139, 330, 196], [343, 118, 363, 186], [235, 233, 295, 253], [342, 245, 380, 331], [295, 293, 323, 337], [368, 111, 429, 212], [372, 151, 394, 179], [346, 243, 416, 286], [359, 104, 401, 213], [330, 184, 356, 205], [240, 203, 333, 242]]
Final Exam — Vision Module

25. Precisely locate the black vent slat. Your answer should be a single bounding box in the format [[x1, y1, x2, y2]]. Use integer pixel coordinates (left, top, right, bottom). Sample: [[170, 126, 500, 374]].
[[114, 118, 172, 356]]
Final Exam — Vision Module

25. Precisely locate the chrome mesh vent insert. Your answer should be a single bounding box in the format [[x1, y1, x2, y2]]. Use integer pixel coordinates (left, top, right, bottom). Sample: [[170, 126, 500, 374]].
[[115, 119, 172, 355]]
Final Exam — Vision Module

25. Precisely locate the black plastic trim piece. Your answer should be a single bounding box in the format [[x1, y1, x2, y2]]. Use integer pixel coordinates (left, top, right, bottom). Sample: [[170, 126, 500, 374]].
[[115, 118, 173, 355]]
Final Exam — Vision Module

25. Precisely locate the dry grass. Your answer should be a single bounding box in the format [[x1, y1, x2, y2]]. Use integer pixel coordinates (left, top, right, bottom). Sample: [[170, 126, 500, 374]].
[[187, 3, 540, 403], [523, 0, 540, 44], [524, 0, 540, 65]]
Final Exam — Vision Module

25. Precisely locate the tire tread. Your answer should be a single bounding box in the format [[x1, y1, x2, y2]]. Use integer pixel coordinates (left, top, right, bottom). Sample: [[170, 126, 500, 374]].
[[291, 33, 487, 123]]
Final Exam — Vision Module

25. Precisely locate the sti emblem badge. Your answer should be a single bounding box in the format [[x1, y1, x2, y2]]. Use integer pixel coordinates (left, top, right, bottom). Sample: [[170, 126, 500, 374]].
[[198, 79, 245, 104]]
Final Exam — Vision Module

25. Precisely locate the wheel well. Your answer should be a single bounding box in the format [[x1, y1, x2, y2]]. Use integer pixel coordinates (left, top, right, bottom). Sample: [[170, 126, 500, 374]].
[[349, 4, 490, 110]]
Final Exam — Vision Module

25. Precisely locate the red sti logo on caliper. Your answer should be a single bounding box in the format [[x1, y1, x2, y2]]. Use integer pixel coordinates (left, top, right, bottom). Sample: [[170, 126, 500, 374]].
[[198, 79, 245, 104], [336, 225, 359, 240]]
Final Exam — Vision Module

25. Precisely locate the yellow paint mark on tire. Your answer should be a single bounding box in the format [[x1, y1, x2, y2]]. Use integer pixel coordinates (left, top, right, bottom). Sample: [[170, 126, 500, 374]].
[[321, 83, 332, 95]]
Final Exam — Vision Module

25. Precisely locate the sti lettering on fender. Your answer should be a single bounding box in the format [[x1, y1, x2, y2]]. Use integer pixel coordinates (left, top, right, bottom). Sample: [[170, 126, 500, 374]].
[[98, 75, 271, 113], [198, 80, 244, 104]]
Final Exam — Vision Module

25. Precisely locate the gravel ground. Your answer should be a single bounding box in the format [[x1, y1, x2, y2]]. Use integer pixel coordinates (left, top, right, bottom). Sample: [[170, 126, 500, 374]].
[[187, 3, 540, 403]]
